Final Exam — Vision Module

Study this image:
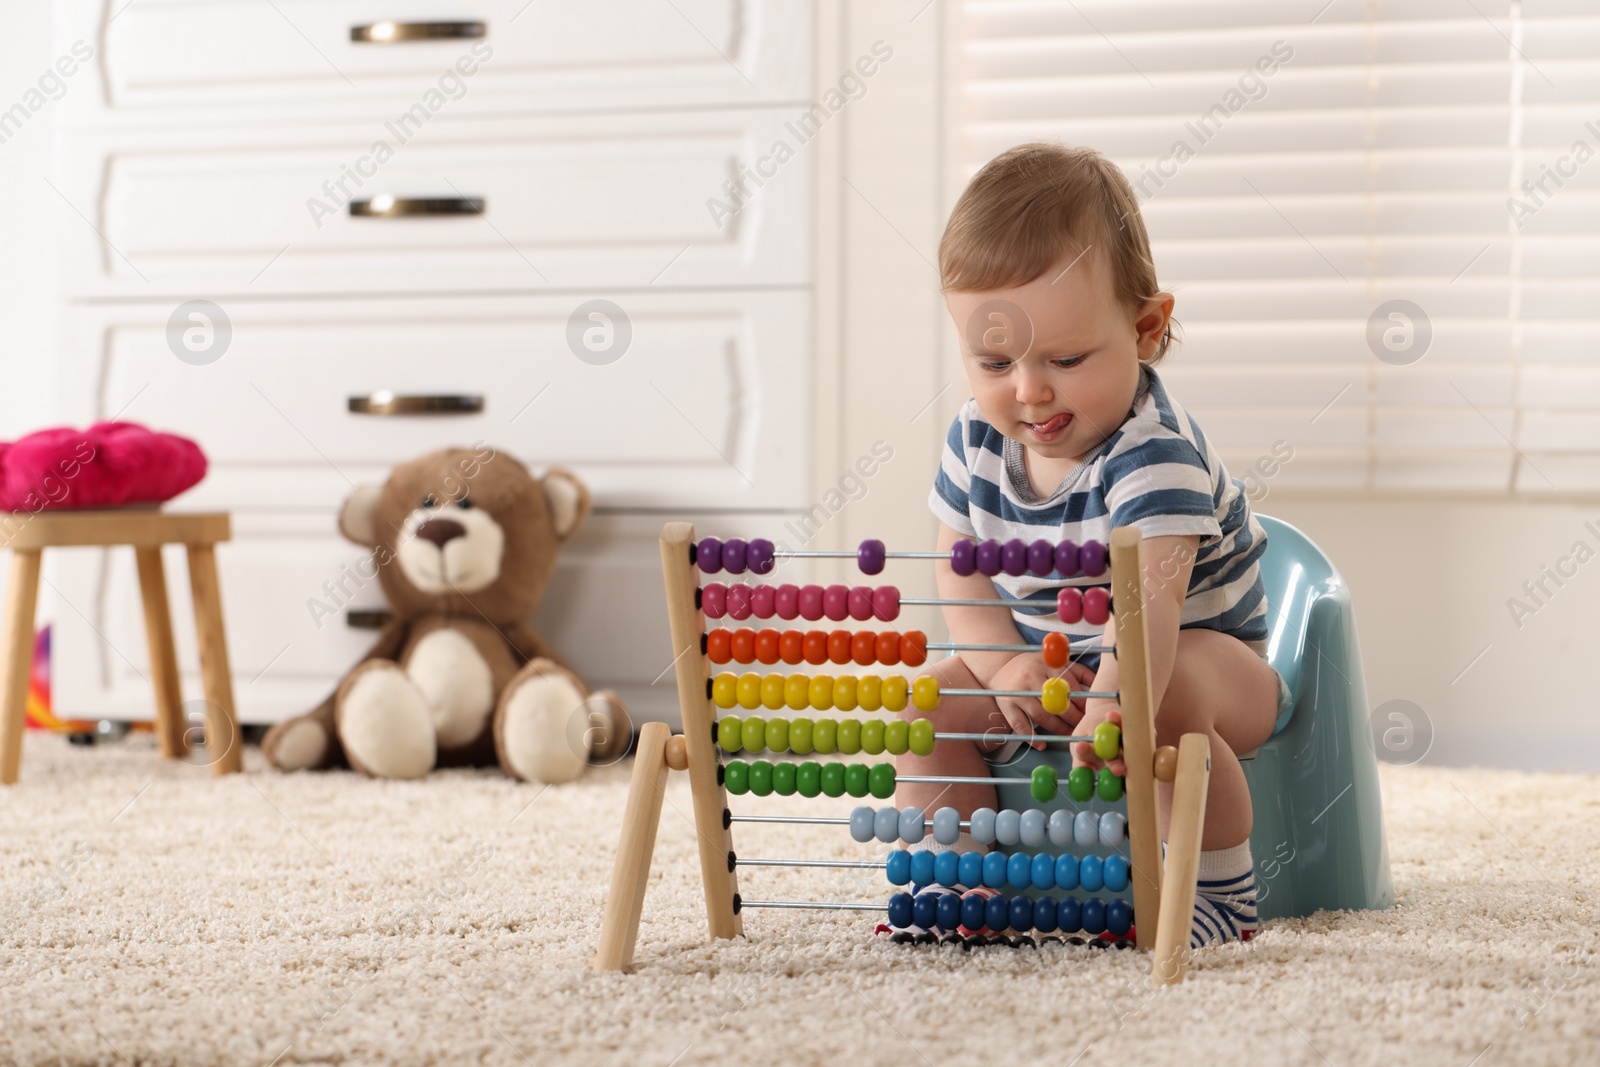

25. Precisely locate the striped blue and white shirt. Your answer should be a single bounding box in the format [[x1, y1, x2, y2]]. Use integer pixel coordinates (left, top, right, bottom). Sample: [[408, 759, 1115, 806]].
[[928, 367, 1269, 658]]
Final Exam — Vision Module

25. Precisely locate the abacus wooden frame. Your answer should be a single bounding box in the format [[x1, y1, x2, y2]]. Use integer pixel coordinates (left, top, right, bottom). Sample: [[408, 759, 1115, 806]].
[[594, 522, 1211, 985]]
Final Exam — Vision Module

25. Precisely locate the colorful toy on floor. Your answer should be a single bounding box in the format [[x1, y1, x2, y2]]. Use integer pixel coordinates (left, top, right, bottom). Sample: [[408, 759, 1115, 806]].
[[22, 627, 93, 733], [595, 523, 1214, 984]]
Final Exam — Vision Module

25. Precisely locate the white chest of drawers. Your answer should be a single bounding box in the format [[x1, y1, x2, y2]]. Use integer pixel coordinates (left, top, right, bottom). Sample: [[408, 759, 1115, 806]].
[[49, 0, 815, 728]]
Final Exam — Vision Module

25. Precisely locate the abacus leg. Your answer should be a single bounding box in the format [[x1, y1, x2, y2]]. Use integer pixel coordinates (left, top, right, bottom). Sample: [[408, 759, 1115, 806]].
[[1153, 732, 1210, 985], [594, 721, 672, 973]]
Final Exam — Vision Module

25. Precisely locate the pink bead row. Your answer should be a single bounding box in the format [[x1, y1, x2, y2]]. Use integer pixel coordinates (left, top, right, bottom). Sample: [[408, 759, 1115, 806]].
[[1057, 587, 1111, 626], [699, 582, 1113, 625], [700, 583, 902, 623]]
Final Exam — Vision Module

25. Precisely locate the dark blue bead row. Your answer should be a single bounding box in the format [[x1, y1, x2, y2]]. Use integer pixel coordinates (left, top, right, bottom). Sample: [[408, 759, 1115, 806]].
[[887, 891, 1133, 937]]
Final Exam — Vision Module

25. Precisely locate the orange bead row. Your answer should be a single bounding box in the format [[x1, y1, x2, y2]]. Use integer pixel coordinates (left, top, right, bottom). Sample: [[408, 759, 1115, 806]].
[[705, 627, 929, 668]]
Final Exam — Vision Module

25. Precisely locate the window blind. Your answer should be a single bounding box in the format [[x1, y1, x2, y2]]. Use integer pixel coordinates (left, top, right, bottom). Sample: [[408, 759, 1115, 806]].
[[956, 0, 1600, 495]]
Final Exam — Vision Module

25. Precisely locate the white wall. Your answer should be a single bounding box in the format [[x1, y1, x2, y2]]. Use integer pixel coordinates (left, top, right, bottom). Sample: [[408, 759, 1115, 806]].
[[0, 1, 60, 438], [0, 3, 64, 716]]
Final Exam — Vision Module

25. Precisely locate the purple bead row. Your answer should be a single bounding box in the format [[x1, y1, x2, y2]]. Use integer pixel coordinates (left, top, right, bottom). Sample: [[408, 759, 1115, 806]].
[[694, 536, 1106, 578], [696, 537, 776, 576], [952, 538, 1106, 579]]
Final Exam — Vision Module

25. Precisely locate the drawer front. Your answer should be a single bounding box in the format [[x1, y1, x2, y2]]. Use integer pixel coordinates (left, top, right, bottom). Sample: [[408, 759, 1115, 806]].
[[56, 109, 807, 296], [47, 512, 812, 728], [56, 0, 810, 127], [63, 290, 809, 511]]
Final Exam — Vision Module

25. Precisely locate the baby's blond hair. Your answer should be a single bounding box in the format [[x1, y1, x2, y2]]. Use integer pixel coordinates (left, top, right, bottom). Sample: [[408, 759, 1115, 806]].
[[939, 142, 1176, 363]]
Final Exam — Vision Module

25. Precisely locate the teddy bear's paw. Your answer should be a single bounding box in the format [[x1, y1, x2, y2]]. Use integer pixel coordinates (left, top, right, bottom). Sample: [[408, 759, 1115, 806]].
[[263, 717, 329, 772], [404, 628, 497, 749], [495, 664, 590, 785], [336, 663, 437, 779]]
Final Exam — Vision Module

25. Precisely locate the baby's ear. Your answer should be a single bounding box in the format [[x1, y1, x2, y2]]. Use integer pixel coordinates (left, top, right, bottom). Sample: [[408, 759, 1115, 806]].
[[338, 485, 384, 547], [540, 468, 591, 541]]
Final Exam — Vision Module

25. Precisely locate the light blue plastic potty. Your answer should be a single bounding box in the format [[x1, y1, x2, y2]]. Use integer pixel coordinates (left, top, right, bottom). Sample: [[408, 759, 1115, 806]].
[[988, 514, 1394, 922]]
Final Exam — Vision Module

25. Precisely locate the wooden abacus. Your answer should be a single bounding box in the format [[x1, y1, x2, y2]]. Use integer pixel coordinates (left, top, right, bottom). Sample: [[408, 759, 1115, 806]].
[[595, 522, 1212, 984]]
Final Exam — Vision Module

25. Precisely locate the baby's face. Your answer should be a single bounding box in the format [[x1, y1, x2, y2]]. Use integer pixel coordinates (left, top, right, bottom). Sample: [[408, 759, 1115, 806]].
[[946, 249, 1168, 463]]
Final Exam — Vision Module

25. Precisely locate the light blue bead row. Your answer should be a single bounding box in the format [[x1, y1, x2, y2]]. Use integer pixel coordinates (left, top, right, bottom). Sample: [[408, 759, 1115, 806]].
[[850, 805, 1127, 848], [885, 848, 1131, 893]]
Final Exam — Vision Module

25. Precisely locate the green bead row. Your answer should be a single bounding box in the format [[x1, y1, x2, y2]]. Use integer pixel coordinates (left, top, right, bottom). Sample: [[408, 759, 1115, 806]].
[[716, 715, 937, 758], [1026, 765, 1125, 804], [722, 759, 897, 800]]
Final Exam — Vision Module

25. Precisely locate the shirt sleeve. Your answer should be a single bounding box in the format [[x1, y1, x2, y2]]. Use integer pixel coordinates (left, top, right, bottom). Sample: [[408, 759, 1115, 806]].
[[1100, 431, 1224, 545], [928, 404, 977, 537]]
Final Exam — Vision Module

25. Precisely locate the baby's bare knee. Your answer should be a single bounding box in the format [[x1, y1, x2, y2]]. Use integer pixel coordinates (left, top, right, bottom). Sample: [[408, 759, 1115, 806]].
[[1154, 671, 1210, 745]]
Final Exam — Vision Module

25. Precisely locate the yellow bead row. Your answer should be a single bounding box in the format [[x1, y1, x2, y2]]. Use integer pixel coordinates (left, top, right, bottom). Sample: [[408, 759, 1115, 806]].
[[716, 714, 938, 757], [710, 672, 913, 713]]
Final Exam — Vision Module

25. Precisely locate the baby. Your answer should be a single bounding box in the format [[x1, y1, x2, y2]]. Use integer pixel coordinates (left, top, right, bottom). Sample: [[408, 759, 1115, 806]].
[[894, 142, 1290, 949]]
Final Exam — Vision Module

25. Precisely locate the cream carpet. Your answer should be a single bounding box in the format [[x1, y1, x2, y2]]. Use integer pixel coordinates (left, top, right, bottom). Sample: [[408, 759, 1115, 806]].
[[1, 733, 1596, 1067]]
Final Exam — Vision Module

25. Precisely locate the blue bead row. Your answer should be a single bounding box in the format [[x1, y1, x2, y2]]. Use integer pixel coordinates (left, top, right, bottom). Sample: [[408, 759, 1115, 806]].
[[885, 848, 1131, 893], [887, 891, 1133, 937]]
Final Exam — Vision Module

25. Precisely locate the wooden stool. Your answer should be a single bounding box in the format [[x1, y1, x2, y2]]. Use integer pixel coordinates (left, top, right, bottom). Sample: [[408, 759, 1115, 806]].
[[0, 510, 243, 784]]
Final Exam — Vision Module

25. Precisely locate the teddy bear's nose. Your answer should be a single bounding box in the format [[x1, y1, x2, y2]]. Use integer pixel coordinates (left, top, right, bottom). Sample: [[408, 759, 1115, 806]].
[[416, 518, 467, 548]]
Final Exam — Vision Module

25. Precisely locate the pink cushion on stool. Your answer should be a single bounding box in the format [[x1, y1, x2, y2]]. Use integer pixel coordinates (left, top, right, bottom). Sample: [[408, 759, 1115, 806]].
[[0, 422, 208, 512]]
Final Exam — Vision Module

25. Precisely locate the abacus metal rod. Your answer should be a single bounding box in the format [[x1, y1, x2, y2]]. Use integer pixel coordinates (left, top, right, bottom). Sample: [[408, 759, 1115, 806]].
[[944, 688, 1119, 701], [772, 550, 948, 560], [736, 858, 885, 869], [899, 597, 1103, 608], [897, 774, 1066, 787], [737, 900, 885, 911], [928, 641, 1113, 655], [930, 732, 1082, 743]]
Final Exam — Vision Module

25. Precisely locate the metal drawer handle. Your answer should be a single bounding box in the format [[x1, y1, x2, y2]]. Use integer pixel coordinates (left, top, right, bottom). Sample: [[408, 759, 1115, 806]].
[[349, 393, 485, 416], [349, 195, 485, 218], [351, 21, 487, 43], [346, 610, 395, 630]]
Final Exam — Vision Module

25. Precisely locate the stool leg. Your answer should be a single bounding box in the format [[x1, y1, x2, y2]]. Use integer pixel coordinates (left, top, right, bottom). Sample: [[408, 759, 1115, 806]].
[[0, 549, 43, 785], [134, 547, 187, 759], [184, 544, 242, 775]]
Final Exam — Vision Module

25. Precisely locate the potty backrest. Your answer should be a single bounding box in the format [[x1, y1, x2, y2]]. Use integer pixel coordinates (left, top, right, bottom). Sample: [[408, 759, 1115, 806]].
[[1255, 514, 1342, 711]]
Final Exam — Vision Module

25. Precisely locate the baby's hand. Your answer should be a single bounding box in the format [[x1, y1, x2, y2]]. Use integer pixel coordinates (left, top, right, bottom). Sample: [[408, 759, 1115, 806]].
[[982, 654, 1098, 751], [1061, 659, 1098, 722], [1070, 704, 1127, 778]]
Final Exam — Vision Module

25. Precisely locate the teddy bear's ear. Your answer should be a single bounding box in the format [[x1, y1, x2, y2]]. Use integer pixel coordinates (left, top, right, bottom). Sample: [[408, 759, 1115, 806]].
[[338, 485, 385, 547], [540, 468, 591, 542]]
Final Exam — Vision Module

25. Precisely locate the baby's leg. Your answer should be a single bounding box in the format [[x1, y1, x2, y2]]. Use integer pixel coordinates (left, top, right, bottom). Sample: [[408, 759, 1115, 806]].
[[1094, 626, 1277, 848], [1151, 629, 1278, 849], [892, 654, 1005, 816], [1094, 625, 1278, 948]]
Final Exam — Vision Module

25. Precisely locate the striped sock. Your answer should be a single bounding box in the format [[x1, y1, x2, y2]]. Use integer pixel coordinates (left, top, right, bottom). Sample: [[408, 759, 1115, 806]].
[[1189, 840, 1260, 949]]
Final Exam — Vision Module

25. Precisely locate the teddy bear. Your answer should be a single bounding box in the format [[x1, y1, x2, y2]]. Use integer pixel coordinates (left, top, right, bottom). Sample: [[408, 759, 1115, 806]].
[[261, 445, 627, 781]]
